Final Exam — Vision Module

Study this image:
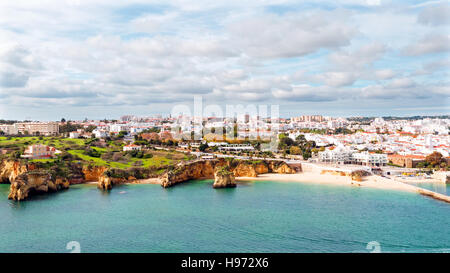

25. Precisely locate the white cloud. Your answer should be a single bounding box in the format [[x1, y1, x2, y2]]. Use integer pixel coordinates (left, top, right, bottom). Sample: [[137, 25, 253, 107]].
[[374, 69, 396, 80], [321, 72, 357, 87], [403, 34, 450, 56], [227, 11, 357, 58], [0, 1, 448, 119], [417, 2, 450, 26]]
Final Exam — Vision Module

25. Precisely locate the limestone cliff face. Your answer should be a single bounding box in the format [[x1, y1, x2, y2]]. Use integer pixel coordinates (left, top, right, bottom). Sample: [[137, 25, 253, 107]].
[[161, 159, 295, 188], [0, 159, 31, 184], [233, 163, 259, 177], [213, 167, 236, 188], [8, 171, 69, 201], [161, 160, 223, 188], [268, 161, 296, 174], [82, 165, 108, 182]]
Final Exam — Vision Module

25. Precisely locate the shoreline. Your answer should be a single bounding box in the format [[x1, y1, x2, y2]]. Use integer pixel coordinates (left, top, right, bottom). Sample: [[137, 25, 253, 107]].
[[82, 172, 449, 203], [237, 173, 450, 203]]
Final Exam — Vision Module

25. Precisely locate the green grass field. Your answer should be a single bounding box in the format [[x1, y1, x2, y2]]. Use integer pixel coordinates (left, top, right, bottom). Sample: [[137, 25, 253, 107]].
[[1, 136, 187, 169]]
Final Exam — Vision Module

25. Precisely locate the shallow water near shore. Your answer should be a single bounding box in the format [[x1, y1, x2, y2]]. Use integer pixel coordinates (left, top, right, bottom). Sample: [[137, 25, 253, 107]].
[[405, 182, 450, 195], [0, 180, 449, 253]]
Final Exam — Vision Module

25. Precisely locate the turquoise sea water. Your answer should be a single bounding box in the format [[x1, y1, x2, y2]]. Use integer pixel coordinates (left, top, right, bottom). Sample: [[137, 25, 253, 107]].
[[405, 182, 450, 196], [0, 180, 449, 253]]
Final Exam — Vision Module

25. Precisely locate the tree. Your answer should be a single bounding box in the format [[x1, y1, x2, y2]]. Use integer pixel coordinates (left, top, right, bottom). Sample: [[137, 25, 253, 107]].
[[302, 150, 312, 160], [85, 125, 97, 132], [425, 152, 443, 167], [295, 134, 306, 143], [289, 146, 302, 155], [117, 131, 128, 138], [59, 122, 82, 133], [61, 118, 66, 123], [199, 143, 208, 152], [278, 136, 294, 149]]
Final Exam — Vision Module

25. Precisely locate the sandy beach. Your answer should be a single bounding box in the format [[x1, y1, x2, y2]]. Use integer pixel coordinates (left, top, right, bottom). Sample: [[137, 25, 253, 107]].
[[237, 173, 450, 203], [237, 173, 416, 192], [133, 178, 161, 185]]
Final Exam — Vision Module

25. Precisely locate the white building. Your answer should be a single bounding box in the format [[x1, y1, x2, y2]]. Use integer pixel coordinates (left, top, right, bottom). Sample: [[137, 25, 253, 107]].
[[109, 124, 129, 133], [352, 152, 387, 166], [318, 147, 387, 166], [218, 144, 254, 152], [123, 144, 142, 152], [318, 146, 354, 164], [92, 129, 109, 138], [0, 124, 18, 135], [69, 132, 80, 139]]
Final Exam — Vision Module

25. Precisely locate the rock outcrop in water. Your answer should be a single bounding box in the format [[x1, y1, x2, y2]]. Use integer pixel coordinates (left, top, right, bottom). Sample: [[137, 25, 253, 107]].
[[161, 159, 295, 188], [97, 168, 152, 190], [213, 166, 236, 188], [8, 171, 70, 201], [98, 175, 132, 190]]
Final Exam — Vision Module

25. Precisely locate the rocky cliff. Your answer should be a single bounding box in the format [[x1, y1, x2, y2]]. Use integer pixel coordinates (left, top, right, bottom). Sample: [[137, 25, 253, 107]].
[[0, 159, 32, 184], [161, 160, 222, 187], [82, 165, 108, 181], [213, 166, 236, 188], [268, 161, 296, 174], [8, 171, 70, 201], [161, 159, 295, 188]]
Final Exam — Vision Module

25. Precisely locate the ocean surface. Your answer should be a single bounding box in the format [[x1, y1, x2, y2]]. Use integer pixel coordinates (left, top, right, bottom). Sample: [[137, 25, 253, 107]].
[[0, 180, 449, 253], [405, 182, 450, 196]]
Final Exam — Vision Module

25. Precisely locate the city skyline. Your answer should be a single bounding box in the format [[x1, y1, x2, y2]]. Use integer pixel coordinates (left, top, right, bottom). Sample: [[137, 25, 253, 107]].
[[0, 0, 449, 120]]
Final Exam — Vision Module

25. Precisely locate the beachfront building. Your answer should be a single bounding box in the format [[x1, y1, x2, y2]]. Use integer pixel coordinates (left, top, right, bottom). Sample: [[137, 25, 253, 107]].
[[318, 146, 354, 164], [352, 152, 388, 166], [21, 144, 60, 159], [318, 147, 387, 166], [123, 144, 142, 152]]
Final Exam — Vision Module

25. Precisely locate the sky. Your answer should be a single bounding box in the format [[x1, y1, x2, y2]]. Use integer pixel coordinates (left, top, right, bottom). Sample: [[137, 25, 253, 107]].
[[0, 0, 449, 121]]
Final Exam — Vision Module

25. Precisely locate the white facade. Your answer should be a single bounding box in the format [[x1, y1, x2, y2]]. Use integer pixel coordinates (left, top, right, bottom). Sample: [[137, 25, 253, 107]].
[[69, 132, 80, 139], [123, 145, 141, 151], [319, 148, 387, 166]]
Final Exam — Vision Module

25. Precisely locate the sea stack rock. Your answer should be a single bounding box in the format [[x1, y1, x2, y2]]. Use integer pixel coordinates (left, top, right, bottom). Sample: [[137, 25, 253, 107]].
[[213, 166, 236, 188], [98, 175, 113, 190]]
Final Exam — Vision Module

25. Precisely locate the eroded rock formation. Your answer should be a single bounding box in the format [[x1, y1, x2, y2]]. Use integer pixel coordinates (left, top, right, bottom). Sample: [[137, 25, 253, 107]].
[[213, 166, 236, 188], [161, 159, 295, 188], [8, 171, 69, 201], [82, 165, 108, 181], [98, 175, 135, 190], [0, 159, 31, 184], [161, 160, 222, 188]]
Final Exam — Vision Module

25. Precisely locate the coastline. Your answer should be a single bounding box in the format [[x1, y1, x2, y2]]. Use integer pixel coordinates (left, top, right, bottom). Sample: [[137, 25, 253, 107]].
[[84, 172, 449, 203], [236, 173, 450, 203]]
